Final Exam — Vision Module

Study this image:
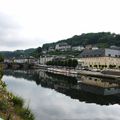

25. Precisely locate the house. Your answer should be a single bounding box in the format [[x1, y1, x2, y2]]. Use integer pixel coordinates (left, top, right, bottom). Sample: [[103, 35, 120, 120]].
[[27, 56, 39, 64], [39, 56, 54, 65], [110, 45, 120, 50], [77, 48, 120, 69], [4, 59, 14, 63], [13, 56, 38, 64], [55, 42, 71, 51], [85, 45, 92, 50], [13, 58, 28, 63], [92, 46, 99, 50], [72, 46, 84, 51], [48, 47, 55, 52]]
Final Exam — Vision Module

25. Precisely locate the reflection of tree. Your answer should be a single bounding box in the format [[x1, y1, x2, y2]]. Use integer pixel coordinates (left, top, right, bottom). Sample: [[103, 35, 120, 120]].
[[46, 72, 77, 85]]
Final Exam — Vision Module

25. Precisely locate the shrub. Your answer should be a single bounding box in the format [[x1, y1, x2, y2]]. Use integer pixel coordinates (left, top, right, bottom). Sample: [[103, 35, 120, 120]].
[[0, 100, 8, 111], [12, 96, 24, 107]]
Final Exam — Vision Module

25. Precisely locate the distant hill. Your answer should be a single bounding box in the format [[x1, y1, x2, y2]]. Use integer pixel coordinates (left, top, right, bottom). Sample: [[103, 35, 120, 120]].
[[1, 32, 120, 58], [0, 48, 36, 58], [42, 32, 120, 50]]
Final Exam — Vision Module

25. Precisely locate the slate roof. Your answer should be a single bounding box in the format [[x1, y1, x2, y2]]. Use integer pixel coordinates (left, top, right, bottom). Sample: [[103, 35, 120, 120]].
[[79, 49, 105, 58]]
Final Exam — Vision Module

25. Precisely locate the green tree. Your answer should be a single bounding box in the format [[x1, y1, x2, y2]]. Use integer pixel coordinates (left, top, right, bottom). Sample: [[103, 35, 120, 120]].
[[72, 59, 78, 68], [0, 55, 4, 62]]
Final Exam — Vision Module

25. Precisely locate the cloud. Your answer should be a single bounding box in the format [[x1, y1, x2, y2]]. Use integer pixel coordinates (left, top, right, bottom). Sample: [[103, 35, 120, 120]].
[[0, 12, 42, 51], [0, 0, 120, 51]]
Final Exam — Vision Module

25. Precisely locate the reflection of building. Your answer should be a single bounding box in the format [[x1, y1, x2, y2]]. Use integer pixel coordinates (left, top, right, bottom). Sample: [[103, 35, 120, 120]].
[[80, 76, 119, 88], [4, 70, 120, 105], [78, 76, 120, 95], [38, 71, 49, 79], [55, 42, 71, 51], [78, 48, 120, 69]]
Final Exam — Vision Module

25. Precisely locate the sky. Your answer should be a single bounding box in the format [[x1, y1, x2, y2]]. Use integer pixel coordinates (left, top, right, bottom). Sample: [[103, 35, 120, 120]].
[[0, 0, 120, 51]]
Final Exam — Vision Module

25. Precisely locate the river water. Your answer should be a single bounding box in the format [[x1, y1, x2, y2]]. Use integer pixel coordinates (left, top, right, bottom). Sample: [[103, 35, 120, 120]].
[[2, 69, 120, 120]]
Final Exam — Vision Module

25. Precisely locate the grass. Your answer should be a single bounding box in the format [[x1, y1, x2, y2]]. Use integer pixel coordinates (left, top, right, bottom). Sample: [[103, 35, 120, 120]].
[[0, 100, 8, 111], [0, 66, 35, 120], [12, 96, 34, 120], [12, 96, 24, 107]]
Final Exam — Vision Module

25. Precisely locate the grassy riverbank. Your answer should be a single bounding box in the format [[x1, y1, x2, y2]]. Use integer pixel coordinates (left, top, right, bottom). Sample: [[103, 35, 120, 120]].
[[0, 66, 34, 120]]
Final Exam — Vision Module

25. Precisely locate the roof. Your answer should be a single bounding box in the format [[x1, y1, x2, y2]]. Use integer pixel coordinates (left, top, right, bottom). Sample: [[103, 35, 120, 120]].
[[79, 49, 105, 58]]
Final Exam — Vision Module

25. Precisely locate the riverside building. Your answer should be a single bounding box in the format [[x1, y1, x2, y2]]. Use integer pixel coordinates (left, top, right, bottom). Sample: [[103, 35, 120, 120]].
[[78, 48, 120, 69]]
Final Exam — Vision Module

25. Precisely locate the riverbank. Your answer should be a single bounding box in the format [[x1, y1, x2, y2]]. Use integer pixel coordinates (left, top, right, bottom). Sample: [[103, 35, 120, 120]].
[[46, 66, 120, 80], [0, 67, 34, 120]]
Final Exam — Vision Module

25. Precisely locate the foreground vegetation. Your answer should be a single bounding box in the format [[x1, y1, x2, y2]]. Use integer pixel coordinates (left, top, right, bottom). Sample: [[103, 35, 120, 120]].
[[0, 66, 34, 120]]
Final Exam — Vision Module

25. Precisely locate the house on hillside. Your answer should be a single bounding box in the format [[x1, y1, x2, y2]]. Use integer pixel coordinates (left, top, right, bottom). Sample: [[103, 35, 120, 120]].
[[72, 46, 85, 51], [92, 46, 99, 50], [55, 42, 71, 51], [48, 47, 55, 52], [110, 45, 120, 50]]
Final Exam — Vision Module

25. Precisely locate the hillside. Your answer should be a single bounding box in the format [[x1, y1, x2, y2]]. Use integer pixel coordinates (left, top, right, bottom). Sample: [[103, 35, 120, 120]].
[[1, 32, 120, 58], [42, 32, 120, 50], [0, 48, 36, 58]]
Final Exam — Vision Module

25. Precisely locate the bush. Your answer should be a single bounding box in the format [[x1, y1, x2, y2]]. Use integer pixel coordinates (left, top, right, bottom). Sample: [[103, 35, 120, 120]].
[[46, 59, 78, 68], [0, 100, 8, 111], [18, 107, 35, 120], [12, 96, 24, 107], [12, 96, 35, 120]]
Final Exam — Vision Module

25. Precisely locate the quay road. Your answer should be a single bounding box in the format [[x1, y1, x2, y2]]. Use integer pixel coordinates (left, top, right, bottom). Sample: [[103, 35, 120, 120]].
[[38, 64, 120, 80], [77, 70, 120, 80]]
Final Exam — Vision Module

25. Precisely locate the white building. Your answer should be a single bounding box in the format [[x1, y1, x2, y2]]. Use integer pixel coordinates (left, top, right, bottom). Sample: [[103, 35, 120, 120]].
[[92, 47, 99, 50], [4, 59, 14, 63], [55, 42, 71, 51], [72, 46, 84, 51], [48, 47, 55, 52], [39, 56, 54, 65], [14, 58, 28, 63]]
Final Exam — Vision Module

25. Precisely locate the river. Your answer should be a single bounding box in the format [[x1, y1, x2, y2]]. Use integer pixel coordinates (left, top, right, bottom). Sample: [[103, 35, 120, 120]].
[[2, 69, 120, 120]]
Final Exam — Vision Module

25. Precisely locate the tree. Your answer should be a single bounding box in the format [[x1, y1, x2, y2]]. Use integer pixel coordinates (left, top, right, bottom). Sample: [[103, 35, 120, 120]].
[[33, 47, 42, 58], [0, 55, 4, 62], [68, 59, 73, 67], [72, 59, 78, 68]]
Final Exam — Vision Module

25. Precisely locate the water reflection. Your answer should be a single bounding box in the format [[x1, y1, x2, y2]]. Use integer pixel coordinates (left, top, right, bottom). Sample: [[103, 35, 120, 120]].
[[4, 69, 120, 106], [3, 70, 120, 120]]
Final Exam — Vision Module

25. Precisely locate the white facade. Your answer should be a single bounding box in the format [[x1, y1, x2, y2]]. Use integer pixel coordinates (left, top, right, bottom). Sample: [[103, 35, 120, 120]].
[[48, 47, 55, 52], [4, 59, 13, 63], [72, 46, 84, 51], [105, 49, 120, 57], [14, 59, 28, 63], [39, 56, 54, 65], [55, 42, 71, 51], [92, 47, 99, 50]]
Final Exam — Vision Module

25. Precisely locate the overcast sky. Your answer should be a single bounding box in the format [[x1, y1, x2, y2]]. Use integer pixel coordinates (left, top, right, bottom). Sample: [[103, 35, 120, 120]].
[[0, 0, 120, 51]]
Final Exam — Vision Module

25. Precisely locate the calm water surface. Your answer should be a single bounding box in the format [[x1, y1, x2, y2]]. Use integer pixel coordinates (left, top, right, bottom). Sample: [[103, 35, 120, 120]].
[[2, 70, 120, 120]]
